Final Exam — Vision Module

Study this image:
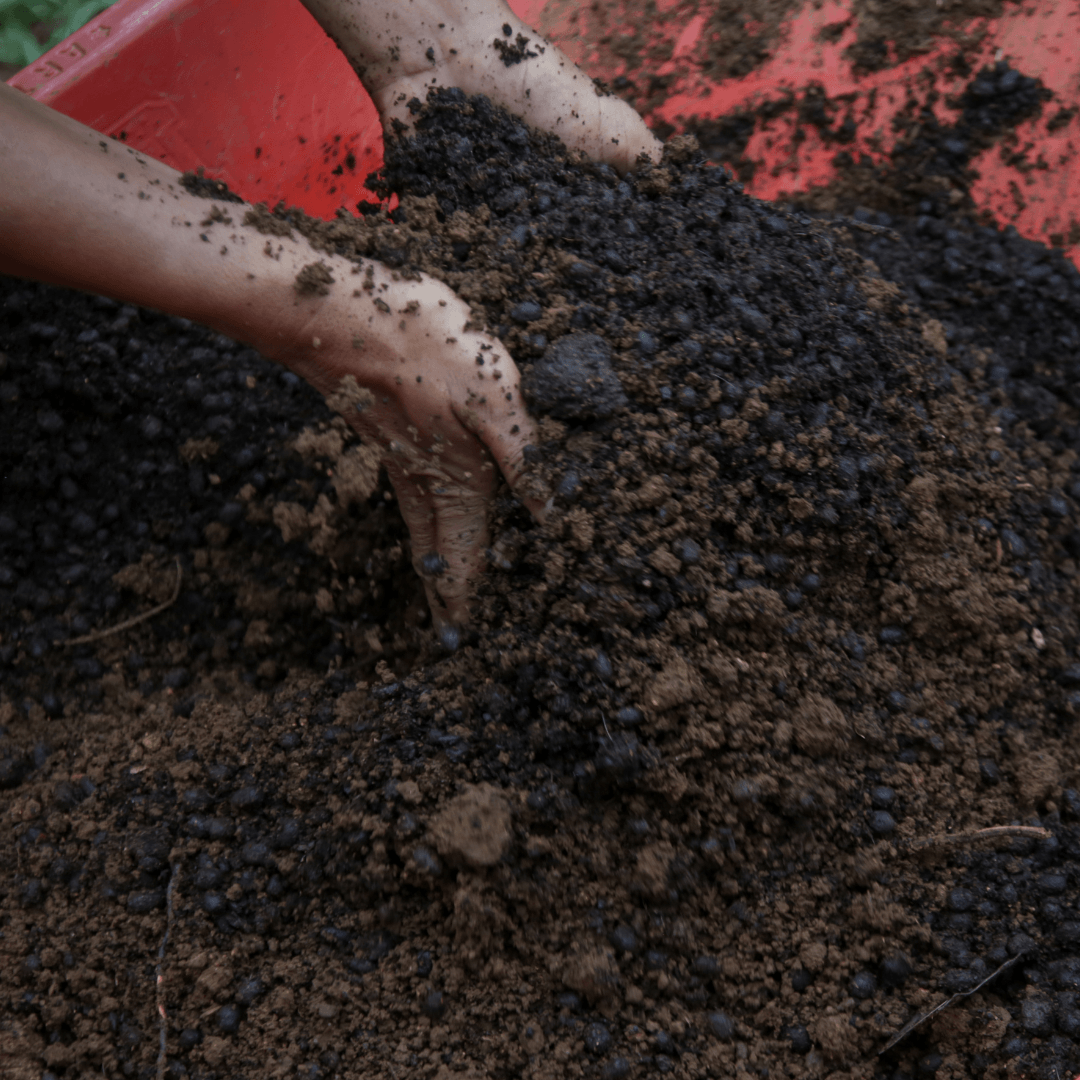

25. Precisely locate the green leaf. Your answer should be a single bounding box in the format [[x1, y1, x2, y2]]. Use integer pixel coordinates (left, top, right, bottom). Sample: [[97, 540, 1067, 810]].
[[46, 0, 111, 47], [0, 23, 42, 65], [47, 1, 81, 20], [25, 1, 59, 19], [0, 0, 35, 21], [0, 0, 115, 69]]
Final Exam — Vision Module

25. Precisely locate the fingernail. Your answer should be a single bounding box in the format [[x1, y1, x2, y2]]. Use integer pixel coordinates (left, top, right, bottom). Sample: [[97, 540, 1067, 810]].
[[438, 625, 461, 652]]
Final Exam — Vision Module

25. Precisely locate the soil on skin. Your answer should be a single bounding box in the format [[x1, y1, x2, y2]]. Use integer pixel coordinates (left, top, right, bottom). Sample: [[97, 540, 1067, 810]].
[[4, 84, 1080, 1080]]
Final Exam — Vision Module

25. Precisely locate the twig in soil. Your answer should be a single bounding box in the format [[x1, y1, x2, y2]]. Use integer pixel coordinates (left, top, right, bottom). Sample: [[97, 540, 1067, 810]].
[[64, 558, 182, 646], [824, 216, 902, 242], [599, 708, 611, 739], [156, 862, 179, 1080], [879, 951, 1027, 1055], [900, 825, 1051, 852]]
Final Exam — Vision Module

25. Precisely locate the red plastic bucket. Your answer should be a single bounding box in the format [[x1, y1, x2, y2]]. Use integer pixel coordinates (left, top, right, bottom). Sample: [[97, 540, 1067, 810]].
[[6, 0, 386, 218], [8, 0, 1080, 265]]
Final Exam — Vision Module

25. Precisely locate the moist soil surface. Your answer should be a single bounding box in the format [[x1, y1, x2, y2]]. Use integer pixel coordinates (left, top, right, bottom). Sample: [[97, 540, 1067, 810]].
[[5, 78, 1080, 1080]]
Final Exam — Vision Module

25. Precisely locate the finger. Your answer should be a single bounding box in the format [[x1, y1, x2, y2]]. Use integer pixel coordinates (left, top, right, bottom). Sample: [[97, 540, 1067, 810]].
[[454, 405, 547, 515], [430, 475, 493, 626], [450, 362, 549, 522], [381, 421, 492, 628], [444, 4, 664, 174], [383, 457, 440, 587], [350, 397, 451, 621], [515, 66, 663, 173], [362, 6, 662, 172], [593, 96, 665, 173], [371, 73, 438, 133]]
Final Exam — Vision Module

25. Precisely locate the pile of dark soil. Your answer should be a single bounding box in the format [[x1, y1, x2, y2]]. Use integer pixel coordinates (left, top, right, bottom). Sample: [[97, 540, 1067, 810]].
[[3, 85, 1080, 1080]]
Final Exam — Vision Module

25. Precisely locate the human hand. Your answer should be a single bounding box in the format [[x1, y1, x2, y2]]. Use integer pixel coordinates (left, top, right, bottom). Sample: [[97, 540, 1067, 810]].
[[277, 257, 547, 632], [300, 0, 663, 172]]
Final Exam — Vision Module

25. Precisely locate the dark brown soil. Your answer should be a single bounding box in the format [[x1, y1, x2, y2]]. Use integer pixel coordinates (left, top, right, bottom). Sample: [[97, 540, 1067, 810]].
[[4, 77, 1080, 1080], [544, 0, 1012, 100], [536, 0, 802, 121]]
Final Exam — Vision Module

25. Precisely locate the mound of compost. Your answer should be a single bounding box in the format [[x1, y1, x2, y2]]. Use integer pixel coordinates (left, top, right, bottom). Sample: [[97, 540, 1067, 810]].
[[3, 89, 1080, 1080]]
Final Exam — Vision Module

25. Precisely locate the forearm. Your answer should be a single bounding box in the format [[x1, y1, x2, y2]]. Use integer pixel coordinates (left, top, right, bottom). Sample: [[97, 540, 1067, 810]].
[[0, 85, 330, 353], [0, 83, 445, 394]]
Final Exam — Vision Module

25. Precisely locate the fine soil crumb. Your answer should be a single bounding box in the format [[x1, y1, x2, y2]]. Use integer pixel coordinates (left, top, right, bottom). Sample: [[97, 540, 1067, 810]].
[[111, 551, 180, 605], [325, 372, 376, 418], [492, 29, 541, 67], [294, 261, 335, 297], [243, 203, 294, 238], [179, 168, 243, 204], [429, 784, 513, 869], [3, 79, 1080, 1080]]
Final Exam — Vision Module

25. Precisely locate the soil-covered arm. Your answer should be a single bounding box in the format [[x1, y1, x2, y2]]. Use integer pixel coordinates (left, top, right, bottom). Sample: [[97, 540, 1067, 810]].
[[0, 82, 543, 629], [298, 0, 663, 173]]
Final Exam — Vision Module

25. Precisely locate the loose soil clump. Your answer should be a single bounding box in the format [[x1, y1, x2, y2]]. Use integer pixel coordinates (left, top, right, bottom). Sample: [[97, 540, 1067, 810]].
[[3, 88, 1080, 1080]]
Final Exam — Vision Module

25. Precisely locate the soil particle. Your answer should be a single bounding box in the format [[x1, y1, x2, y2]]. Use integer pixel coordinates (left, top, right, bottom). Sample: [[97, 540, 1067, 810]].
[[428, 783, 512, 868], [293, 261, 335, 297], [792, 692, 849, 758], [792, 58, 1053, 226], [179, 169, 243, 204], [521, 332, 628, 421], [842, 0, 1008, 72], [492, 30, 541, 67], [541, 0, 1016, 145]]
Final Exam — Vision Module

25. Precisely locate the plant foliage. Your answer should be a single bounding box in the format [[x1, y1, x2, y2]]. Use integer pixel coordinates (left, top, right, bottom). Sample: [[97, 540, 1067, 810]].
[[0, 0, 115, 68]]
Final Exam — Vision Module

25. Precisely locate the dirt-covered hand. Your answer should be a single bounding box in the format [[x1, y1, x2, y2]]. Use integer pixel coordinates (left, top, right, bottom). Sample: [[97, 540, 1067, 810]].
[[282, 263, 547, 631], [299, 0, 663, 173]]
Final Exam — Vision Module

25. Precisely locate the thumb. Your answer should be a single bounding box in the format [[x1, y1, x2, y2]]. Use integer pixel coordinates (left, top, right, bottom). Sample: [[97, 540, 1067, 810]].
[[451, 397, 549, 524]]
